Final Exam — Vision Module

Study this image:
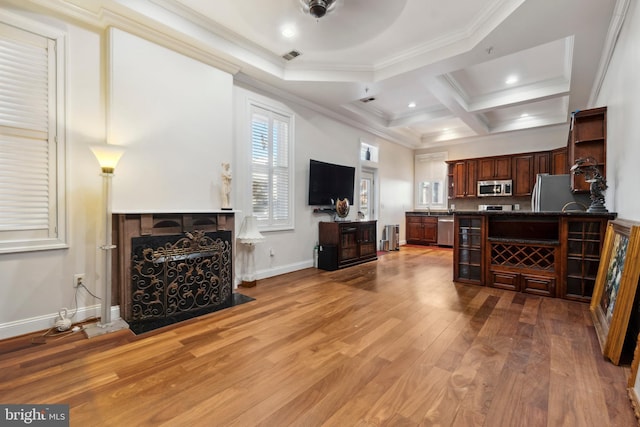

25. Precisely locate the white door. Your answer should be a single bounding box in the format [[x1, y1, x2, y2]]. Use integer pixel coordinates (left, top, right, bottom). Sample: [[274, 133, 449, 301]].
[[360, 169, 376, 220]]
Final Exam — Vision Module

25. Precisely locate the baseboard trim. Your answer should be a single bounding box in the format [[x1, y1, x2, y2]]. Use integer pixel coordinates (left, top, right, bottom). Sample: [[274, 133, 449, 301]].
[[0, 305, 121, 340], [2, 259, 338, 339], [255, 259, 313, 281]]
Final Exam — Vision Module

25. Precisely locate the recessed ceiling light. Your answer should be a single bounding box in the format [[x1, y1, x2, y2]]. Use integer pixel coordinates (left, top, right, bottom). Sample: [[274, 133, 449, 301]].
[[281, 26, 296, 38], [408, 102, 416, 108], [505, 75, 518, 85], [520, 113, 529, 118]]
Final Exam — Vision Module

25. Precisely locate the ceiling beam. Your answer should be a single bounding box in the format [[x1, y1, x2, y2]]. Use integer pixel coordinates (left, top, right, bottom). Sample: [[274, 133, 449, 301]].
[[425, 75, 489, 136]]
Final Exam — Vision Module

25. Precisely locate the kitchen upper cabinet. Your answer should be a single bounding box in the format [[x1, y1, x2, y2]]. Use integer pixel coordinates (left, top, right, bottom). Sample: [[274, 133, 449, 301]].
[[568, 107, 607, 192], [532, 151, 550, 189], [447, 146, 567, 199], [451, 160, 477, 198], [535, 152, 550, 176], [551, 147, 568, 175], [478, 157, 511, 180], [512, 152, 549, 196], [512, 155, 534, 196]]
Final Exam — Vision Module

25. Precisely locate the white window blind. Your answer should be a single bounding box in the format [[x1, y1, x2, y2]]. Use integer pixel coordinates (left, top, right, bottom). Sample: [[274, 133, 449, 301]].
[[0, 19, 66, 252], [250, 104, 293, 230]]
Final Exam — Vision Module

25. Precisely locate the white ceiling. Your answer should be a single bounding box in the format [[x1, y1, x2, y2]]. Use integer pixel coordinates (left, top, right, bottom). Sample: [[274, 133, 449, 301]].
[[120, 0, 619, 148]]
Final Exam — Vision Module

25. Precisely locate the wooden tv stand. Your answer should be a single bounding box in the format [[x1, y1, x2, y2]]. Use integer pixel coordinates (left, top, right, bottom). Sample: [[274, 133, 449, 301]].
[[318, 220, 377, 270]]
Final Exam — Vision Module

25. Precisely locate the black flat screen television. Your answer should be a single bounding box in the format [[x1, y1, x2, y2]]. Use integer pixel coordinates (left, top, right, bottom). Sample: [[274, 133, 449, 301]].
[[308, 159, 355, 206]]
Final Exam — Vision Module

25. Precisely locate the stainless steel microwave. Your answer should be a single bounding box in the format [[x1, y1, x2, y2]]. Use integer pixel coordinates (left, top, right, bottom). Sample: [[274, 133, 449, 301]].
[[477, 180, 513, 197]]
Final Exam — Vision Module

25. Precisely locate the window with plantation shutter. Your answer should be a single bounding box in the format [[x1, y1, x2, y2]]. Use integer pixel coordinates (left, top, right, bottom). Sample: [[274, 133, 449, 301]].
[[415, 152, 447, 210], [0, 17, 66, 253], [250, 104, 293, 231]]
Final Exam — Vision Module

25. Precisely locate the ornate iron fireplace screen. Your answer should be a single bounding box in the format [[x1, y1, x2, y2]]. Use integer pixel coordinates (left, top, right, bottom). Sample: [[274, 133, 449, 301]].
[[130, 230, 232, 322]]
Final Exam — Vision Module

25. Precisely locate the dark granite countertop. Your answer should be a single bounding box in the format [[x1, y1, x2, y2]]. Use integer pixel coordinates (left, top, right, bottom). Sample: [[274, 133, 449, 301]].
[[452, 211, 616, 217], [406, 211, 454, 217]]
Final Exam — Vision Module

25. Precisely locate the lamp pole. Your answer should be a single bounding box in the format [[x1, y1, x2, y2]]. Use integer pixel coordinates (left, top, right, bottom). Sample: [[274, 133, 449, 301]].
[[99, 168, 116, 325], [85, 144, 129, 338]]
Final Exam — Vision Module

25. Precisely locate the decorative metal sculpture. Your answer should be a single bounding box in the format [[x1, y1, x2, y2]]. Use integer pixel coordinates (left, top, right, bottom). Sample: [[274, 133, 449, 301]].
[[570, 156, 608, 213]]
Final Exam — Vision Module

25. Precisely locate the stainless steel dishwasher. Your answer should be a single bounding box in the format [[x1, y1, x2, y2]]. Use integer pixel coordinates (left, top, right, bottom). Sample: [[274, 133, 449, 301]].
[[437, 216, 454, 246]]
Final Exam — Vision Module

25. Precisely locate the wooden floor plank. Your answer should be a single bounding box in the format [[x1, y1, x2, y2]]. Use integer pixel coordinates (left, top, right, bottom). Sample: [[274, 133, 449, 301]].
[[0, 246, 635, 427]]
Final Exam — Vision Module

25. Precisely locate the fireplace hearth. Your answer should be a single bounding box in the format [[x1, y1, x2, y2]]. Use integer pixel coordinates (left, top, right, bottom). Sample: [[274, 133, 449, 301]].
[[113, 212, 236, 324]]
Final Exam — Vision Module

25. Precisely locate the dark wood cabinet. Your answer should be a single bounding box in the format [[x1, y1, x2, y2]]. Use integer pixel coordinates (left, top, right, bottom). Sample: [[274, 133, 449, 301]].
[[511, 152, 549, 197], [406, 214, 437, 245], [318, 220, 377, 270], [454, 212, 614, 301], [535, 152, 550, 176], [551, 147, 568, 174], [486, 215, 559, 296], [447, 145, 576, 199], [450, 160, 477, 198], [478, 157, 511, 180], [560, 217, 609, 302], [453, 215, 484, 284], [512, 154, 534, 196], [489, 268, 556, 297], [569, 107, 607, 192]]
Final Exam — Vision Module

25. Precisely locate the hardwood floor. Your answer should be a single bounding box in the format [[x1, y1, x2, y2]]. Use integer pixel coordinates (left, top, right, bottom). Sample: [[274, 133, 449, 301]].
[[0, 246, 636, 426]]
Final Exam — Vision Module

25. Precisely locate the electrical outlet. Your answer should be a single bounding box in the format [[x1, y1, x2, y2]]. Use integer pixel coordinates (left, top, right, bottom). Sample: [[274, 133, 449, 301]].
[[73, 273, 85, 288]]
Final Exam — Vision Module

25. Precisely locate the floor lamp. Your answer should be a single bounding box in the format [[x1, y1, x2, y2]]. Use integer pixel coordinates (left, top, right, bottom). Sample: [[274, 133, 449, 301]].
[[237, 215, 265, 287], [84, 144, 129, 338]]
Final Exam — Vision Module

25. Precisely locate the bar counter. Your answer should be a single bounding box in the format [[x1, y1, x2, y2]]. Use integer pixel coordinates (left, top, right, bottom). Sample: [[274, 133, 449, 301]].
[[452, 211, 616, 302]]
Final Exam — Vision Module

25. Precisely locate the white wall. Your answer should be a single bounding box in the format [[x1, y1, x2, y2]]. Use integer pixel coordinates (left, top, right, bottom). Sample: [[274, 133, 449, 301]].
[[594, 0, 640, 221], [594, 0, 640, 400], [109, 29, 234, 212], [233, 84, 414, 278], [416, 124, 569, 160]]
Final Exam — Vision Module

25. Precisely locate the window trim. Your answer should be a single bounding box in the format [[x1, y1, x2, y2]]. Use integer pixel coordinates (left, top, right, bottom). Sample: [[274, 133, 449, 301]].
[[415, 152, 448, 210], [0, 11, 67, 254], [248, 99, 294, 232]]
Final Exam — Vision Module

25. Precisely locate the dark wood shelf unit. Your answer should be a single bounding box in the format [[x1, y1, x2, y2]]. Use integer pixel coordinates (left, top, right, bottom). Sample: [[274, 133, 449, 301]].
[[488, 215, 559, 242], [318, 220, 377, 270], [560, 217, 609, 302], [454, 215, 485, 284], [568, 107, 607, 193], [486, 215, 559, 296]]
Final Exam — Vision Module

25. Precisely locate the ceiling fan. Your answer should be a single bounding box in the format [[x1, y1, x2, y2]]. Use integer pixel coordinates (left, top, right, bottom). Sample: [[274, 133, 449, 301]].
[[300, 0, 337, 19]]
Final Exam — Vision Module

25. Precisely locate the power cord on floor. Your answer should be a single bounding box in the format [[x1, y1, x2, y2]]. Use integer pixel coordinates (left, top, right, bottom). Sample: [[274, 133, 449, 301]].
[[31, 325, 82, 345]]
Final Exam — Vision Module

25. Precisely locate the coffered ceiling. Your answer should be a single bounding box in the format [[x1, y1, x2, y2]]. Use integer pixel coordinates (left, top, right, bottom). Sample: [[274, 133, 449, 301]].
[[34, 0, 623, 148]]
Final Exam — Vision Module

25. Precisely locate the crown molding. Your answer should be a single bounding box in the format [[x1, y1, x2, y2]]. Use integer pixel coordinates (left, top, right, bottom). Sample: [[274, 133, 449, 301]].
[[589, 0, 632, 106], [6, 0, 241, 75]]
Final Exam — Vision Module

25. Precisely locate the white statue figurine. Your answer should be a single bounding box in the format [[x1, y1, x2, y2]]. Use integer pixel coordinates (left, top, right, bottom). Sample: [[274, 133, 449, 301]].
[[221, 162, 232, 209]]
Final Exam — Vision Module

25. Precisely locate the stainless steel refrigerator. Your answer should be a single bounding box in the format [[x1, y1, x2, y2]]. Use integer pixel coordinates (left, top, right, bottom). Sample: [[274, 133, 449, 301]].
[[531, 174, 591, 212]]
